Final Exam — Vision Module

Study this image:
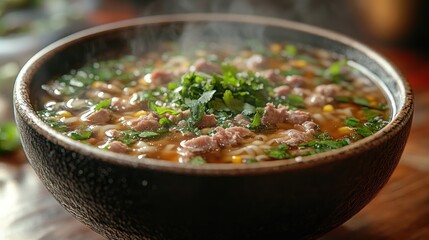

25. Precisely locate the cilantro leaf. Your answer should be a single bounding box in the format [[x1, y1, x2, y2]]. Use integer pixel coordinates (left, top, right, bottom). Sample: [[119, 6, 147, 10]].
[[189, 156, 206, 165], [267, 144, 292, 159], [69, 129, 92, 140], [139, 131, 159, 139], [95, 99, 111, 111]]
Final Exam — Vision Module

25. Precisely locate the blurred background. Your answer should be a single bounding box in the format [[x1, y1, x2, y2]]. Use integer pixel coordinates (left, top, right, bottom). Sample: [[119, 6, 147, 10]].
[[1, 0, 429, 239]]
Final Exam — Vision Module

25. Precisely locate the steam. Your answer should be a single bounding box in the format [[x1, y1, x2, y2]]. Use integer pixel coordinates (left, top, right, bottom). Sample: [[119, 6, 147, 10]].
[[124, 0, 356, 62]]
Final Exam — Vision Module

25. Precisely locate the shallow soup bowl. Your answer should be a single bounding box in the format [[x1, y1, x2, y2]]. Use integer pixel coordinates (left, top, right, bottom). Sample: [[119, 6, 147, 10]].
[[14, 14, 413, 240]]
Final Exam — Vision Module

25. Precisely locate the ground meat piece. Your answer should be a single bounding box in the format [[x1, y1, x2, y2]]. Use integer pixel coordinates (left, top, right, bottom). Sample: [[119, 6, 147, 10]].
[[127, 114, 160, 131], [180, 136, 220, 153], [305, 94, 331, 107], [212, 127, 254, 148], [84, 109, 111, 124], [246, 54, 266, 69], [314, 84, 342, 97], [168, 110, 190, 123], [273, 85, 291, 97], [180, 126, 254, 153], [193, 59, 222, 75], [286, 110, 311, 125], [285, 75, 306, 87], [261, 103, 288, 127], [234, 114, 250, 126], [109, 141, 129, 153], [301, 121, 319, 132], [195, 114, 218, 128], [274, 129, 313, 147], [149, 69, 174, 85], [262, 103, 311, 126], [260, 70, 284, 83]]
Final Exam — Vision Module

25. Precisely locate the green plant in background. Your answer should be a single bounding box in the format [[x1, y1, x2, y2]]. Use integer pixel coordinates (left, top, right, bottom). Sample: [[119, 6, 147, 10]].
[[0, 122, 20, 154]]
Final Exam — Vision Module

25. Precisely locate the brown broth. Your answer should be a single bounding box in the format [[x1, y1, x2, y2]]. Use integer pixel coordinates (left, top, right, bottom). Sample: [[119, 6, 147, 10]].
[[37, 42, 390, 164]]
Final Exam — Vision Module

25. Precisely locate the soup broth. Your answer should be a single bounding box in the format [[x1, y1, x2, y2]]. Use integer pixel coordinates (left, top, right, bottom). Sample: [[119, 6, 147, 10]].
[[38, 41, 390, 164]]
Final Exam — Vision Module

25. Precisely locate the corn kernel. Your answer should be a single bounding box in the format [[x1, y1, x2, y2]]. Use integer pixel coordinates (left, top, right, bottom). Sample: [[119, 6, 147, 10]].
[[338, 126, 353, 135], [231, 156, 242, 164], [366, 95, 375, 101], [133, 111, 147, 117], [323, 104, 334, 112], [270, 43, 282, 53], [370, 101, 377, 107], [58, 110, 72, 118], [292, 60, 307, 68], [92, 81, 103, 88]]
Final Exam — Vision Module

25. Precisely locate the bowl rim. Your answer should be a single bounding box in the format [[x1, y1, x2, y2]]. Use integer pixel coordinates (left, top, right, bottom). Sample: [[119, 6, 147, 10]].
[[14, 13, 414, 175]]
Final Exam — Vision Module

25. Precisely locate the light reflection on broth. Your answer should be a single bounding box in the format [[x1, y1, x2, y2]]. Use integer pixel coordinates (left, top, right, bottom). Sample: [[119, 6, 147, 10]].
[[38, 41, 390, 164]]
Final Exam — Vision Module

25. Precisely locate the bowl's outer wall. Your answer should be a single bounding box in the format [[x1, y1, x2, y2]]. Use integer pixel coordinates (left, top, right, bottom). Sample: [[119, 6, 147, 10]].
[[16, 111, 412, 240], [15, 16, 413, 240]]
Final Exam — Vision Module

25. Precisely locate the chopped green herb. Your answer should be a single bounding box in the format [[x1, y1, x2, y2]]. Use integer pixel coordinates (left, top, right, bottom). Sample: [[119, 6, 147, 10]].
[[249, 107, 264, 129], [284, 44, 298, 57], [95, 99, 112, 111], [150, 102, 179, 115], [189, 156, 206, 165], [244, 158, 258, 164], [324, 60, 348, 83], [159, 117, 173, 127], [139, 131, 159, 139], [69, 129, 92, 140], [353, 97, 371, 107], [276, 94, 305, 109], [335, 96, 351, 103], [345, 117, 374, 137], [267, 144, 292, 159], [37, 110, 68, 132]]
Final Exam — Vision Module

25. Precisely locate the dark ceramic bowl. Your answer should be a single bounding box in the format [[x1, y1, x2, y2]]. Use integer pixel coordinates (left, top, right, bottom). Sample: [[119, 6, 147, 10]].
[[14, 14, 413, 240]]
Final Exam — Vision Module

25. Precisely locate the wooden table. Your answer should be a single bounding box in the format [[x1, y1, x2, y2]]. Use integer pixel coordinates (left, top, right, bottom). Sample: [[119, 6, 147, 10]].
[[1, 48, 429, 240]]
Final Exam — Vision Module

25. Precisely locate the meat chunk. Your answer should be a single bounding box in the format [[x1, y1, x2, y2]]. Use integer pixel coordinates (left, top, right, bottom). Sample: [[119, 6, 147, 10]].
[[212, 127, 254, 148], [286, 110, 311, 125], [234, 114, 250, 126], [262, 103, 311, 126], [285, 75, 306, 88], [274, 129, 313, 147], [127, 114, 160, 131], [180, 127, 254, 153], [314, 84, 342, 97], [180, 136, 220, 153], [147, 69, 174, 85], [195, 114, 218, 128], [261, 103, 287, 127], [84, 109, 111, 124], [301, 121, 319, 132], [273, 85, 291, 97], [108, 141, 129, 153], [168, 110, 190, 123], [305, 94, 331, 107], [193, 59, 222, 75]]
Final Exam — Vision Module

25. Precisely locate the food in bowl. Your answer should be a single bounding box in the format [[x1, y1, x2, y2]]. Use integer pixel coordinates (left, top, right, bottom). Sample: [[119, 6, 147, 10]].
[[37, 41, 389, 163], [14, 14, 413, 240]]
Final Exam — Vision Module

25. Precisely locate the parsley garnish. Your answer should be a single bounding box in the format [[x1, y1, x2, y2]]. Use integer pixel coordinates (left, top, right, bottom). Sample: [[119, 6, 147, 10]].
[[267, 144, 293, 159]]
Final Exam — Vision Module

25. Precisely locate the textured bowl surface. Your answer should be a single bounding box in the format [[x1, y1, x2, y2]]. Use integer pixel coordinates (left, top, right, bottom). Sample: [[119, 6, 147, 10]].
[[14, 14, 413, 240]]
